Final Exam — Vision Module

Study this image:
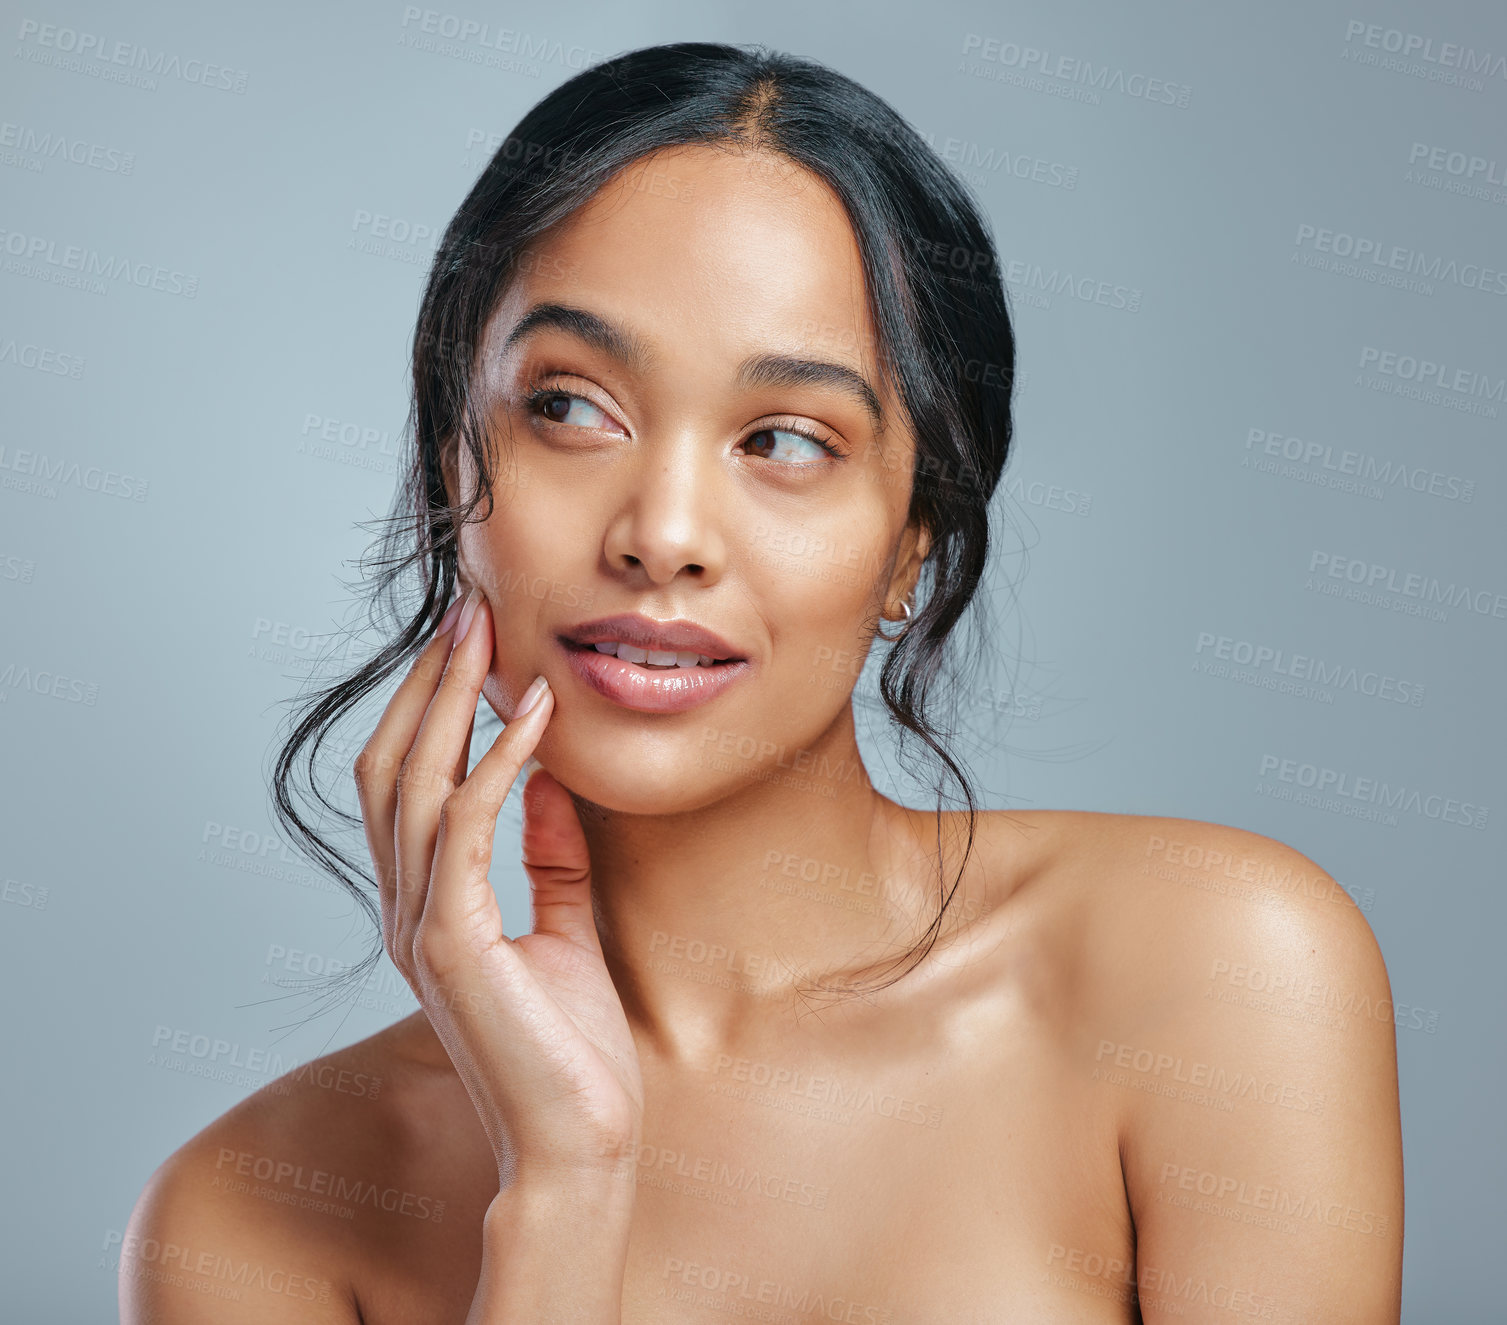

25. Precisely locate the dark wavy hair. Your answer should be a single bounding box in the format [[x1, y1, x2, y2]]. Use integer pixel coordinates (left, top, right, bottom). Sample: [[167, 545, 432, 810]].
[[268, 40, 1018, 1020]]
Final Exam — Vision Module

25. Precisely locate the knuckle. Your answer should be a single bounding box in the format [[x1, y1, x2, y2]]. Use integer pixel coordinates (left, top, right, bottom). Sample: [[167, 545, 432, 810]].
[[449, 834, 490, 878], [394, 752, 428, 799], [413, 647, 450, 686], [356, 743, 400, 787], [461, 829, 493, 874], [438, 797, 493, 875], [404, 759, 455, 803], [435, 791, 467, 838]]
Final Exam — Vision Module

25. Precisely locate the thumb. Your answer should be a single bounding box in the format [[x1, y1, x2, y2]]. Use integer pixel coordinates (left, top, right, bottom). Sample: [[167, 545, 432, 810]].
[[520, 766, 600, 952]]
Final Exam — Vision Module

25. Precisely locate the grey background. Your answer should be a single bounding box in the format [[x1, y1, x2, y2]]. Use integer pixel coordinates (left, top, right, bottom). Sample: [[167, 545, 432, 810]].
[[1, 0, 1502, 1319]]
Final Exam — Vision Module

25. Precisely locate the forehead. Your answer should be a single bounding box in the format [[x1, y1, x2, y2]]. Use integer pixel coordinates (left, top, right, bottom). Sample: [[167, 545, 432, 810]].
[[483, 145, 885, 380]]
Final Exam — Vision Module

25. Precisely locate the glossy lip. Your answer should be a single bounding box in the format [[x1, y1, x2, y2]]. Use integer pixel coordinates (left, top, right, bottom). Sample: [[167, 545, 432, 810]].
[[557, 614, 752, 714]]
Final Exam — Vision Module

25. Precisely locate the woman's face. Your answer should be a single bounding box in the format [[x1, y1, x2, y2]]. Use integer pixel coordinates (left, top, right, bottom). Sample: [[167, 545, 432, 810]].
[[451, 143, 930, 814]]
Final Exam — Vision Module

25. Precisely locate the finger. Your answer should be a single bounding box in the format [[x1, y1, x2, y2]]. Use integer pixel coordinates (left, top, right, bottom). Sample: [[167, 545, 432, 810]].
[[355, 596, 464, 967], [394, 591, 493, 962], [521, 766, 603, 954], [422, 679, 555, 953], [453, 705, 476, 795]]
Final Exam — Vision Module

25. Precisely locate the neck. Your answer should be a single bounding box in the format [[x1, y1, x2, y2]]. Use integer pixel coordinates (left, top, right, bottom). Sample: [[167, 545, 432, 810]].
[[573, 704, 953, 1065]]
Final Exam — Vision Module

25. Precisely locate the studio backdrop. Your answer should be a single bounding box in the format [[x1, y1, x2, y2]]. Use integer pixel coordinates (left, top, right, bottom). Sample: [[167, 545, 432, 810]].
[[1, 1, 1501, 1320]]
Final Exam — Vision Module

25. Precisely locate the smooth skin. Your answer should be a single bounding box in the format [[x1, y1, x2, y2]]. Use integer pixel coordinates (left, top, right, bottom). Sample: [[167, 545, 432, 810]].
[[122, 145, 1403, 1323]]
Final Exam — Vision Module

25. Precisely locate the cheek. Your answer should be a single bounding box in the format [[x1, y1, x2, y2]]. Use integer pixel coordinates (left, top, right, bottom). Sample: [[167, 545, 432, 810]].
[[457, 516, 556, 691], [793, 602, 876, 696], [460, 492, 566, 604], [750, 538, 886, 684]]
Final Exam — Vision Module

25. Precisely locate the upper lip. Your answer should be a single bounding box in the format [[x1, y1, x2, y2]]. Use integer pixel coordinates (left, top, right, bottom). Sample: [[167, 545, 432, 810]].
[[560, 613, 746, 661]]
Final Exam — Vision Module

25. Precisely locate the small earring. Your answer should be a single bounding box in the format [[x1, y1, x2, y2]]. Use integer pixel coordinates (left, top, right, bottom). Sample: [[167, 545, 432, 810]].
[[876, 596, 913, 643]]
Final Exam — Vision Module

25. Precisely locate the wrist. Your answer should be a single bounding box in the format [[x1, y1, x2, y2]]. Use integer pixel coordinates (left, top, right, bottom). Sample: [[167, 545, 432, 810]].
[[503, 1138, 641, 1192], [493, 1155, 638, 1216], [472, 1163, 634, 1324]]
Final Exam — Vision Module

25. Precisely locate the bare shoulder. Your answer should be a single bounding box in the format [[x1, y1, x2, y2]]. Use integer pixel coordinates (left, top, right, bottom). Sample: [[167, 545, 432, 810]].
[[120, 1016, 472, 1323], [1076, 809, 1386, 1002], [976, 806, 1385, 984], [999, 809, 1404, 1322]]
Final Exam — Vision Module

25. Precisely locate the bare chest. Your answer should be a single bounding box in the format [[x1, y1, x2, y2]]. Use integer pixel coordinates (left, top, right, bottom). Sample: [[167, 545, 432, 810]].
[[354, 1026, 1138, 1324], [619, 1046, 1134, 1322]]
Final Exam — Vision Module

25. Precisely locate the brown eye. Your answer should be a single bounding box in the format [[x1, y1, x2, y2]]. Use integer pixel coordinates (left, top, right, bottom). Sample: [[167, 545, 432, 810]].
[[743, 427, 838, 464], [527, 389, 612, 429]]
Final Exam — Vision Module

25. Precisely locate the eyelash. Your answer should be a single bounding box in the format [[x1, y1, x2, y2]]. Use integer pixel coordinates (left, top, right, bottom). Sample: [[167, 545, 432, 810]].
[[519, 380, 845, 463]]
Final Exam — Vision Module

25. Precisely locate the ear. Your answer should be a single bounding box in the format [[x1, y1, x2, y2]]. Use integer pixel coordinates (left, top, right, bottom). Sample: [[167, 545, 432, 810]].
[[886, 518, 932, 611]]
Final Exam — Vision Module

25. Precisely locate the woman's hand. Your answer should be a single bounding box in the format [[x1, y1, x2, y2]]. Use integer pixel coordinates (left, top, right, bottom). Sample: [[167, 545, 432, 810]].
[[353, 587, 644, 1189]]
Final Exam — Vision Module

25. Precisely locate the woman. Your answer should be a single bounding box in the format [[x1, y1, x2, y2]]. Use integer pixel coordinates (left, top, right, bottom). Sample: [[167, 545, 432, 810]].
[[122, 41, 1403, 1323]]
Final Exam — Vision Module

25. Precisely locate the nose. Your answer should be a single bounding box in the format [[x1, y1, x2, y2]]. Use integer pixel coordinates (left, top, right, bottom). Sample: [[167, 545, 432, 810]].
[[601, 434, 728, 586]]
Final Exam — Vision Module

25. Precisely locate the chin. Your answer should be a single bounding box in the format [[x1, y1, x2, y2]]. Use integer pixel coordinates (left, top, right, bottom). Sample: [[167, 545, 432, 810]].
[[479, 673, 774, 815], [539, 729, 753, 817]]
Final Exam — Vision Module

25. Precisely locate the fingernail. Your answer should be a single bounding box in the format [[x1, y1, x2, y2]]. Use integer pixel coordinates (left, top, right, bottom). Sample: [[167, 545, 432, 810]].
[[437, 595, 464, 635], [515, 674, 549, 717], [454, 588, 482, 645]]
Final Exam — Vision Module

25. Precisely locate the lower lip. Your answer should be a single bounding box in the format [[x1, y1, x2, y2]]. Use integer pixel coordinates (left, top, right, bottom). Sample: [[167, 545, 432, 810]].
[[560, 641, 752, 713]]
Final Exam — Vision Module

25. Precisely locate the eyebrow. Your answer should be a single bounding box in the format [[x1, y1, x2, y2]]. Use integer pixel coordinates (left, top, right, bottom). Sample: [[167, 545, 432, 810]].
[[501, 301, 884, 431], [502, 302, 656, 375], [738, 353, 884, 432]]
